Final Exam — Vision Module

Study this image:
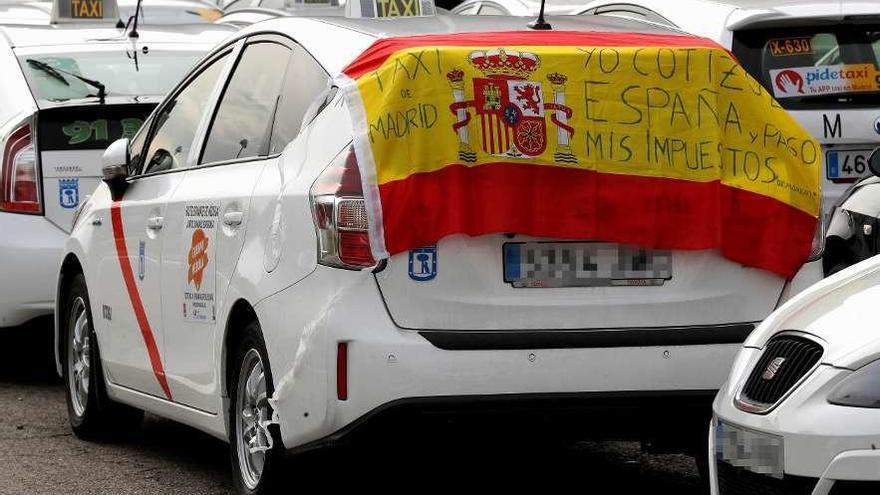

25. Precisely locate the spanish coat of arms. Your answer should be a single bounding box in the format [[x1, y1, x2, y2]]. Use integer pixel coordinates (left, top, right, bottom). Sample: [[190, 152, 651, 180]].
[[446, 48, 576, 164]]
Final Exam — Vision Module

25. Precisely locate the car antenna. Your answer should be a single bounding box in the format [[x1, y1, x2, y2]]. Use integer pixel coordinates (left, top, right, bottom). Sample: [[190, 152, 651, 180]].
[[527, 0, 551, 30], [127, 0, 144, 38]]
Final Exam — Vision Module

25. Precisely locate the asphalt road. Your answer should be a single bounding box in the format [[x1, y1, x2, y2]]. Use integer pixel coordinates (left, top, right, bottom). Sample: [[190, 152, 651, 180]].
[[0, 323, 705, 494]]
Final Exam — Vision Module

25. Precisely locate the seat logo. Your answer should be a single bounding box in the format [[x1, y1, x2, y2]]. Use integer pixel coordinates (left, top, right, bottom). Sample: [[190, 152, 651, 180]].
[[762, 357, 786, 380], [408, 246, 437, 281]]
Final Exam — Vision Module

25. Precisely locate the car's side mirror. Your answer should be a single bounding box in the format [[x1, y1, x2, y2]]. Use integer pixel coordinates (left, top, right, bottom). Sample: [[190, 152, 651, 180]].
[[869, 148, 880, 178], [102, 138, 130, 199]]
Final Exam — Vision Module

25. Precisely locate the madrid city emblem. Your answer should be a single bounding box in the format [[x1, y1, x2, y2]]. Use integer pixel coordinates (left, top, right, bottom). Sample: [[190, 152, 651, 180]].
[[447, 49, 575, 164]]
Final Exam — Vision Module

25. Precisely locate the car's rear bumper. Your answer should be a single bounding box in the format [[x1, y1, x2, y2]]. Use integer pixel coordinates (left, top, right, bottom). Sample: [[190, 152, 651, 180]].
[[0, 212, 65, 328], [256, 267, 750, 451]]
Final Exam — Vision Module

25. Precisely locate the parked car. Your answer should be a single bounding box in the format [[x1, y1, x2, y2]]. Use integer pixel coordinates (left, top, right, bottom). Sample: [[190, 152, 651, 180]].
[[711, 208, 880, 494], [0, 0, 224, 25], [54, 5, 826, 491], [577, 0, 880, 219], [0, 1, 233, 330]]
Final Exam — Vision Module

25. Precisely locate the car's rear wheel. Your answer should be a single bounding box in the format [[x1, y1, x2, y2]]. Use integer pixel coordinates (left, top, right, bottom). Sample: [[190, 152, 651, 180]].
[[63, 273, 142, 439], [230, 324, 284, 494]]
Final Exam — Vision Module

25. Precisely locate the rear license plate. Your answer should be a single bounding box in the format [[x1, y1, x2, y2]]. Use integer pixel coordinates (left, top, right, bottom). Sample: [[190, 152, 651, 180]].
[[826, 149, 872, 181], [715, 420, 784, 479], [503, 242, 672, 288]]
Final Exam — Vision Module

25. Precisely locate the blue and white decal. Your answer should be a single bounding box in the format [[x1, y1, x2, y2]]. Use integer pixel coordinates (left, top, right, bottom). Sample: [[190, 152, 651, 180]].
[[408, 246, 437, 281], [59, 178, 79, 209]]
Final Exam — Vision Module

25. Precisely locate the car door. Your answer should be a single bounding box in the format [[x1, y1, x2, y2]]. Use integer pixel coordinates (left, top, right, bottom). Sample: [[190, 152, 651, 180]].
[[94, 48, 233, 399], [160, 36, 294, 412]]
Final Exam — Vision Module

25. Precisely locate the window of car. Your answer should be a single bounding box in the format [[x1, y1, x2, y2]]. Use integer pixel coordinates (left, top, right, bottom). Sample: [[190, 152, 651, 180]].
[[477, 2, 506, 15], [733, 25, 880, 109], [580, 4, 676, 28], [268, 46, 331, 154], [451, 2, 478, 14], [141, 52, 230, 175], [200, 41, 291, 164]]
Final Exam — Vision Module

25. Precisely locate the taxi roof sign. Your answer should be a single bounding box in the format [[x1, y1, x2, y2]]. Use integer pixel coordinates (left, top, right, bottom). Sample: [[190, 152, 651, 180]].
[[346, 0, 435, 18], [51, 0, 119, 23]]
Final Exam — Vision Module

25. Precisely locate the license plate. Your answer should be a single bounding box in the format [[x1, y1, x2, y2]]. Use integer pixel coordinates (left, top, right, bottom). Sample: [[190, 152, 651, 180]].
[[503, 242, 672, 288], [715, 420, 784, 479], [826, 149, 872, 180]]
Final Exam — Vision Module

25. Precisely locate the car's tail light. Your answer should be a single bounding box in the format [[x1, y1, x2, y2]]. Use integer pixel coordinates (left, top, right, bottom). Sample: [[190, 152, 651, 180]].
[[0, 124, 40, 214], [310, 147, 376, 269]]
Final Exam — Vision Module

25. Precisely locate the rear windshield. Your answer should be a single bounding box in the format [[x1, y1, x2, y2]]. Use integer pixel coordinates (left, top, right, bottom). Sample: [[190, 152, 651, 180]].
[[733, 24, 880, 109], [118, 5, 224, 24], [18, 48, 205, 102]]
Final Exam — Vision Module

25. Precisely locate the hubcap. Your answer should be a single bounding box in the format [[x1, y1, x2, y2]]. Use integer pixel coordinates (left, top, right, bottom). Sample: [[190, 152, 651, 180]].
[[235, 349, 273, 489], [67, 297, 90, 418]]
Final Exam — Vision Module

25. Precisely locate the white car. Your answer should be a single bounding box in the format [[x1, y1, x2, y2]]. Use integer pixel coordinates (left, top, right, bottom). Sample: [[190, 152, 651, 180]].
[[451, 0, 581, 16], [710, 218, 880, 494], [0, 3, 233, 330], [56, 8, 821, 493], [578, 0, 880, 217]]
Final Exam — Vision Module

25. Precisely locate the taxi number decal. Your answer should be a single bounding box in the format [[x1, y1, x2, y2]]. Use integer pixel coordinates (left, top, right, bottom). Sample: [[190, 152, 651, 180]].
[[375, 0, 421, 17], [768, 37, 813, 57], [62, 118, 143, 146]]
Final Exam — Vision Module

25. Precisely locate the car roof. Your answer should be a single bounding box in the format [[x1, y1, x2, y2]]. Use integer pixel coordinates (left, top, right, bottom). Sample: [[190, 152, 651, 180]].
[[306, 11, 675, 38], [238, 13, 684, 75], [0, 22, 234, 48]]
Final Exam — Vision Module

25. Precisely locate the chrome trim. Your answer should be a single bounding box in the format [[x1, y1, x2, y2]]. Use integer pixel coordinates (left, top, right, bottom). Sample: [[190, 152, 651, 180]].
[[733, 330, 825, 415]]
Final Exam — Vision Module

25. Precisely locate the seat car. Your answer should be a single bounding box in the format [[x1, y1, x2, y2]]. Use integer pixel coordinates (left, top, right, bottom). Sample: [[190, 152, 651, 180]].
[[710, 231, 880, 494], [56, 6, 822, 493], [0, 2, 233, 330], [578, 0, 880, 218]]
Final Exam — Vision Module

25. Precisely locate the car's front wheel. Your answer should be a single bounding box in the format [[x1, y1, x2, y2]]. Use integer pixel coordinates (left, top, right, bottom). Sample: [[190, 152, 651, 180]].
[[63, 273, 142, 439], [229, 324, 284, 494]]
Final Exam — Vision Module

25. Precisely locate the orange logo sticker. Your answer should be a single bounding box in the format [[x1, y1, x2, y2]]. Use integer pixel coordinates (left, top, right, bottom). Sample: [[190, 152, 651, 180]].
[[187, 228, 209, 291]]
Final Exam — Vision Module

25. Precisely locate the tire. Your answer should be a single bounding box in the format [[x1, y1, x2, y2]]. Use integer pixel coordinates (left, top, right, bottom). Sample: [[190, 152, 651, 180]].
[[62, 273, 143, 440], [229, 322, 285, 495]]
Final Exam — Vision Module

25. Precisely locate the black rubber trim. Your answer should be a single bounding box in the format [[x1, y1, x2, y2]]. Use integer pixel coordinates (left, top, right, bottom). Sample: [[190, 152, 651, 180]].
[[416, 323, 755, 350], [286, 390, 717, 454]]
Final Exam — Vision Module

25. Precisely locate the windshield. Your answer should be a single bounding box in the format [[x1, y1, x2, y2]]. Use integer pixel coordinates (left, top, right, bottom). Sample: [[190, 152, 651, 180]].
[[733, 24, 880, 109], [18, 48, 205, 101]]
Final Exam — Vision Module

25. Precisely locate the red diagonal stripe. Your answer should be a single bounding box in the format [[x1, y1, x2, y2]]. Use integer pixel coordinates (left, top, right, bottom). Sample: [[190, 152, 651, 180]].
[[110, 201, 173, 401]]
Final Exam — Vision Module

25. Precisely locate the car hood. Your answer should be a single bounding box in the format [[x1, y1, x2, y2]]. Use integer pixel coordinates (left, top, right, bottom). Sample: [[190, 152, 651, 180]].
[[745, 254, 880, 370]]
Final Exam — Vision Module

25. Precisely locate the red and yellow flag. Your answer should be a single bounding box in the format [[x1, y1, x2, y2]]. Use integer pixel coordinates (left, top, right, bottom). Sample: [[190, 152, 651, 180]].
[[342, 31, 821, 278]]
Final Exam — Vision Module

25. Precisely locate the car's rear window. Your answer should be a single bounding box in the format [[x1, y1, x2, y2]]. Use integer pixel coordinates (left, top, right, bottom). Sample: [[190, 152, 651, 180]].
[[17, 48, 205, 102], [733, 24, 880, 109], [118, 5, 224, 24]]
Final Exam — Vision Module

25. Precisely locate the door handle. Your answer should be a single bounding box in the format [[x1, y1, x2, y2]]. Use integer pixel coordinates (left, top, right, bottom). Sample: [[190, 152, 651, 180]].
[[147, 216, 164, 230], [223, 211, 243, 226]]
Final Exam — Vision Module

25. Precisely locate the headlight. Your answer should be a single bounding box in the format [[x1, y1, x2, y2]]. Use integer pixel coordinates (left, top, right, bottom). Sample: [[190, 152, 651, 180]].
[[828, 359, 880, 408]]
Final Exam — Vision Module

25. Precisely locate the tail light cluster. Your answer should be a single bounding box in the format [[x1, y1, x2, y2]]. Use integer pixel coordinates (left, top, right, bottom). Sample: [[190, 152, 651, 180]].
[[310, 148, 376, 269], [0, 124, 40, 214]]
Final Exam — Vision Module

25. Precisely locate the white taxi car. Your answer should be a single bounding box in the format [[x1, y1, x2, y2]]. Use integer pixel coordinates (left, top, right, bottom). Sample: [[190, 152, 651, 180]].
[[578, 0, 880, 217], [56, 6, 819, 493], [0, 0, 224, 25], [710, 194, 880, 495], [0, 1, 233, 330]]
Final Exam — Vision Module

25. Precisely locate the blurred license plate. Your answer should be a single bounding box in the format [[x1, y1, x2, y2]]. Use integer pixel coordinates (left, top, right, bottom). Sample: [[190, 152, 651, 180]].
[[826, 149, 872, 180], [503, 242, 672, 288], [715, 420, 784, 479]]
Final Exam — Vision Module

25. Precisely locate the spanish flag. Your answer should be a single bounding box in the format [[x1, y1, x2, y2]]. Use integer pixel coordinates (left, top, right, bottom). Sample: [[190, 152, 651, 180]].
[[342, 31, 821, 278]]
